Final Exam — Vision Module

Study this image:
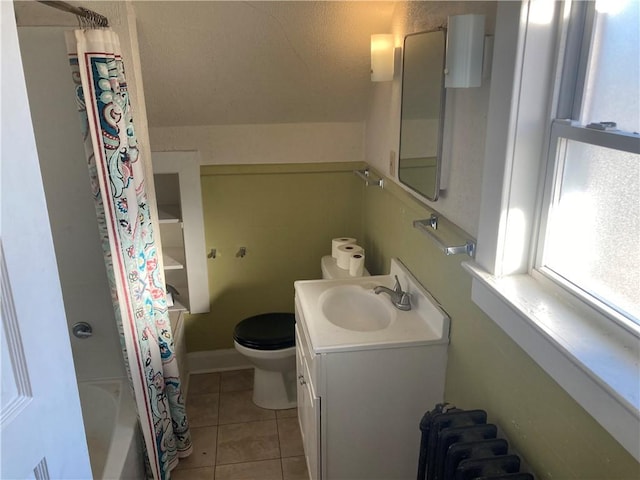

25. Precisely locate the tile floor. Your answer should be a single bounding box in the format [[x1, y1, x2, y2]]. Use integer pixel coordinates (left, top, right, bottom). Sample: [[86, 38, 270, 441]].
[[172, 369, 309, 480]]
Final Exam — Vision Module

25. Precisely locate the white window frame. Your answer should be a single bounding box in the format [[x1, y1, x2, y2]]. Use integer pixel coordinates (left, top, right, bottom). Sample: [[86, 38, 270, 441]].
[[464, 0, 640, 462], [536, 120, 640, 334]]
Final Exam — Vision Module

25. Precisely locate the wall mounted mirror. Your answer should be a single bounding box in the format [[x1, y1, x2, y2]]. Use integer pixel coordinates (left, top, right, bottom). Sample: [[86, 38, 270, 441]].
[[398, 29, 446, 201]]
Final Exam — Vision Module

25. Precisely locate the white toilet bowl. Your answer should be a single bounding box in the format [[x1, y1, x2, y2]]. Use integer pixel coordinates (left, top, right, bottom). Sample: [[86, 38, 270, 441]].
[[233, 313, 297, 410], [233, 341, 297, 409]]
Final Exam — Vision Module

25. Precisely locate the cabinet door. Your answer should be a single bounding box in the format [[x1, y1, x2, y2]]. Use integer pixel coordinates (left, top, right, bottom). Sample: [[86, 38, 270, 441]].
[[297, 348, 321, 480], [296, 339, 308, 445], [304, 376, 320, 480]]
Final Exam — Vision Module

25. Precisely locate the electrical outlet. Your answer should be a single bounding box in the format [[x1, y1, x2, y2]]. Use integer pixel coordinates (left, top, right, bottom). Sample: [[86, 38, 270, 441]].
[[389, 151, 396, 176]]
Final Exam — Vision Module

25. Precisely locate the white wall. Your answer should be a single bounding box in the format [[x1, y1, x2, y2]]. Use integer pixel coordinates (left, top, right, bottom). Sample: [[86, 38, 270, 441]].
[[149, 122, 364, 165], [365, 1, 496, 237]]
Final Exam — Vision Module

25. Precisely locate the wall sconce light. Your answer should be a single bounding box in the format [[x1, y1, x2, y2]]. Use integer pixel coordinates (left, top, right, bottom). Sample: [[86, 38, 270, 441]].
[[371, 34, 395, 82], [445, 14, 485, 88]]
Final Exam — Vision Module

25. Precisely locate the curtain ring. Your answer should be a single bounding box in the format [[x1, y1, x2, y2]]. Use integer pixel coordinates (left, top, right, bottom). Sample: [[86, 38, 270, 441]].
[[77, 7, 105, 29]]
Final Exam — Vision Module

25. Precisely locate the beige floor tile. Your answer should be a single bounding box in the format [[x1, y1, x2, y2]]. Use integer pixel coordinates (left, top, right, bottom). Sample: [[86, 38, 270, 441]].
[[217, 420, 280, 465], [174, 426, 217, 470], [170, 466, 215, 480], [189, 373, 221, 396], [281, 456, 309, 480], [276, 408, 298, 419], [187, 393, 220, 428], [277, 417, 304, 458], [218, 390, 276, 425], [220, 368, 254, 392], [215, 459, 283, 480]]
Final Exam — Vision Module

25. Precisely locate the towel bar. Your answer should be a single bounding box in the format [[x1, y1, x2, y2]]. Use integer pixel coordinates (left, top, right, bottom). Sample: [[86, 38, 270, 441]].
[[353, 168, 384, 188], [413, 215, 476, 257]]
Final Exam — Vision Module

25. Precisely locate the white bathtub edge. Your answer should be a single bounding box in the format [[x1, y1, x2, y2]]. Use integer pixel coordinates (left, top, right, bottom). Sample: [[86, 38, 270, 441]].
[[79, 378, 143, 479]]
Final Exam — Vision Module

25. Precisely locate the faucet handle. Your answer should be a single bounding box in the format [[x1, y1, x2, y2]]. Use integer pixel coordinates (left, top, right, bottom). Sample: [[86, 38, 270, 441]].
[[394, 276, 412, 311], [393, 275, 403, 293], [398, 291, 412, 309]]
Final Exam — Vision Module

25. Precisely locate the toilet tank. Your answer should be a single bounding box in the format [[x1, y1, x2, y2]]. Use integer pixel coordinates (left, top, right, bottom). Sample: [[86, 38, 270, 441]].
[[321, 255, 370, 279]]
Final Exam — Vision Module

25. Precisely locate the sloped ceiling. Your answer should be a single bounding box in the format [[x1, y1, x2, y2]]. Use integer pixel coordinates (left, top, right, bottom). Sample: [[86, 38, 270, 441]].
[[133, 1, 396, 127], [15, 0, 396, 128]]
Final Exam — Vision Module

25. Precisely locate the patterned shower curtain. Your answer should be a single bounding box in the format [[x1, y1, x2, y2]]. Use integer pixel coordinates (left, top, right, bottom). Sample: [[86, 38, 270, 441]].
[[65, 29, 191, 479]]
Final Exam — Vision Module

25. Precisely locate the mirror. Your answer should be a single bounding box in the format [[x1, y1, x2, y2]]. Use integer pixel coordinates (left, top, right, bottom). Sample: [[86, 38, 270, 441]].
[[398, 29, 446, 201]]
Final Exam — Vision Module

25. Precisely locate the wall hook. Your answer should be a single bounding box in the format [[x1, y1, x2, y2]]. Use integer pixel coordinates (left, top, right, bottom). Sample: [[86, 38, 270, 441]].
[[236, 247, 247, 258], [207, 248, 217, 259]]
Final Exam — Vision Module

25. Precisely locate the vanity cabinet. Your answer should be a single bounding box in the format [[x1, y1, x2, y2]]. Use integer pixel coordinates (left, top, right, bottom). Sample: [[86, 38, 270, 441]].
[[294, 296, 448, 480], [152, 151, 209, 314]]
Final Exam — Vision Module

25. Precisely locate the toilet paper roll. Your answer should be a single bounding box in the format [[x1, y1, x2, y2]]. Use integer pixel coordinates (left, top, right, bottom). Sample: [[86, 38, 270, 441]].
[[331, 237, 357, 258], [349, 252, 365, 277], [336, 244, 363, 269]]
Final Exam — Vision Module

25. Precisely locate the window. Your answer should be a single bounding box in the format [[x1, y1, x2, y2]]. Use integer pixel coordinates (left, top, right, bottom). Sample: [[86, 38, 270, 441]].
[[467, 0, 640, 461], [537, 0, 640, 329]]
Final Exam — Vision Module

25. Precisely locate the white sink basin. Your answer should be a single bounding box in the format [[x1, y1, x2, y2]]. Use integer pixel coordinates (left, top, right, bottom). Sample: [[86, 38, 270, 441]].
[[294, 258, 450, 353], [320, 285, 394, 331]]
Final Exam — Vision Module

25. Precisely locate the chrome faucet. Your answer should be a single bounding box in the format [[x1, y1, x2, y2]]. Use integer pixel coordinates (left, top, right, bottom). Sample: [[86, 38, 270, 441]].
[[374, 275, 411, 311]]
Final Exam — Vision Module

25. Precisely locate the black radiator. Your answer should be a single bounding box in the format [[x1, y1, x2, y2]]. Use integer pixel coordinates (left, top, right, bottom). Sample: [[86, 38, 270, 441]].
[[417, 404, 535, 480]]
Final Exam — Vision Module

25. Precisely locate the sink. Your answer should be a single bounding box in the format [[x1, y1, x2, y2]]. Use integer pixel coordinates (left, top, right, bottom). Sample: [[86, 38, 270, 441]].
[[294, 258, 450, 353], [320, 285, 394, 331]]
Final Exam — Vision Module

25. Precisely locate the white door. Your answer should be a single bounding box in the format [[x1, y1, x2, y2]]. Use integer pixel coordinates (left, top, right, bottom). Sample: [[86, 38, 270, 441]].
[[0, 2, 92, 478]]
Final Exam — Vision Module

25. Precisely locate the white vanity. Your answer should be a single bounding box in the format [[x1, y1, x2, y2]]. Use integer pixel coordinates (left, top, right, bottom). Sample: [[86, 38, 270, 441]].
[[294, 258, 450, 480]]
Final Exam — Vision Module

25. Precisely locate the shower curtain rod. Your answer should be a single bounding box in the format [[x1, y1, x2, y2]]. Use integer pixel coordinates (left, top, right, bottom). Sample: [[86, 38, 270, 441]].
[[37, 1, 110, 27]]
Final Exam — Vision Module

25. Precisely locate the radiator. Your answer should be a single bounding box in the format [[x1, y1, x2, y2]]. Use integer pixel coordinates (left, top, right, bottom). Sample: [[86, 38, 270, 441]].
[[417, 404, 535, 480]]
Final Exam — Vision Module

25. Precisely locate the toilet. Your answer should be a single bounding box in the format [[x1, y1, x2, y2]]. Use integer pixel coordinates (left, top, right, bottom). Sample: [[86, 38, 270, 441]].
[[233, 313, 297, 409], [233, 255, 369, 410]]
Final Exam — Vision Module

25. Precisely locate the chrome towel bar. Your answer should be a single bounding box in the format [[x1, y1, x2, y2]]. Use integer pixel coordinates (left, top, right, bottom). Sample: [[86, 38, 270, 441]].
[[413, 214, 476, 257], [353, 168, 384, 188]]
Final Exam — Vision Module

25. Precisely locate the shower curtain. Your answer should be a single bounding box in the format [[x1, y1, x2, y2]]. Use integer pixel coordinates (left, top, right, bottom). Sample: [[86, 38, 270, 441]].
[[65, 29, 191, 479]]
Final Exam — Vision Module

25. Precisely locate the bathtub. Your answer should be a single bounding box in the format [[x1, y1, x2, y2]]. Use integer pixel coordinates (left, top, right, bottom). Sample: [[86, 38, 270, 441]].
[[78, 380, 144, 479]]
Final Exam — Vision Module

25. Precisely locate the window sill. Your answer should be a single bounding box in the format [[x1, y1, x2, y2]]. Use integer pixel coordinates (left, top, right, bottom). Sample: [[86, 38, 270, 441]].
[[462, 261, 640, 462]]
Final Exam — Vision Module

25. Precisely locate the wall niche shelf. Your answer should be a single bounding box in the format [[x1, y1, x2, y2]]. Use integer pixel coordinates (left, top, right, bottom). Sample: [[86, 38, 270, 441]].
[[169, 299, 188, 313], [162, 247, 185, 271], [152, 151, 209, 314], [158, 207, 182, 224]]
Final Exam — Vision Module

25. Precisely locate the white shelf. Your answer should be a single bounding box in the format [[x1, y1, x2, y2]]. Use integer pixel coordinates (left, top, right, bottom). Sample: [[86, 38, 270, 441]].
[[168, 299, 187, 312], [162, 249, 184, 270], [153, 152, 209, 315], [158, 205, 181, 223]]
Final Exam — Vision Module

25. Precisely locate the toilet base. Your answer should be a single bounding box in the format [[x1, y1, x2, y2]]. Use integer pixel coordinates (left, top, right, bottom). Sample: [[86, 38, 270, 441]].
[[234, 341, 297, 410], [252, 366, 297, 410]]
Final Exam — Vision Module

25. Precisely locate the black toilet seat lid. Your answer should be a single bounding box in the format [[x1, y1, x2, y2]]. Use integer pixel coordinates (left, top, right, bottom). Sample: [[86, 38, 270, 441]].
[[233, 313, 295, 350]]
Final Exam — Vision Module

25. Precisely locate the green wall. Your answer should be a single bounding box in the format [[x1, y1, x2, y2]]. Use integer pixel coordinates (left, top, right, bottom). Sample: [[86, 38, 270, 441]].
[[361, 173, 639, 479], [186, 162, 639, 479], [185, 162, 364, 351]]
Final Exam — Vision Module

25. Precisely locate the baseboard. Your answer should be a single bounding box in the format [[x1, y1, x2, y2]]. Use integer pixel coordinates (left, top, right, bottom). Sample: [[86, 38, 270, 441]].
[[187, 348, 252, 374]]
